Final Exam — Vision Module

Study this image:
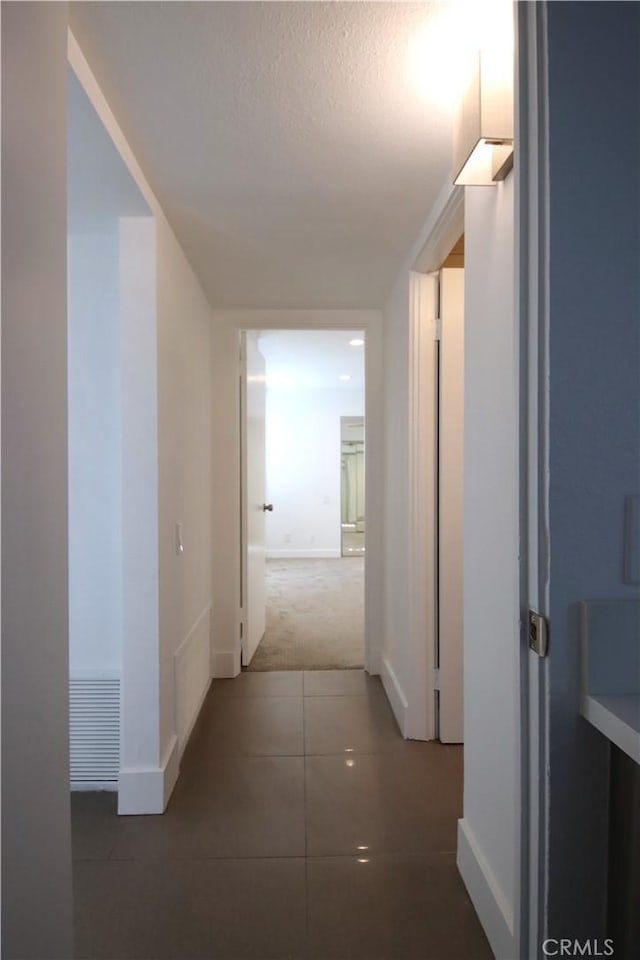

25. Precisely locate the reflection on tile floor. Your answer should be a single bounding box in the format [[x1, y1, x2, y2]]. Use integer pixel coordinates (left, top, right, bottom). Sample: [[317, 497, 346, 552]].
[[72, 671, 492, 959]]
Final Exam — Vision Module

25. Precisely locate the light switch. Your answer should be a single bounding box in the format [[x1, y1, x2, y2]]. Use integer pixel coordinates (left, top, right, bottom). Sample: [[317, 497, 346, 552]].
[[176, 522, 184, 556]]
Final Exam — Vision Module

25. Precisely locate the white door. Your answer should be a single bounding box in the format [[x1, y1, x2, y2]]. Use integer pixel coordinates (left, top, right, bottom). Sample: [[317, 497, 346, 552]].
[[438, 267, 465, 743], [240, 331, 267, 666]]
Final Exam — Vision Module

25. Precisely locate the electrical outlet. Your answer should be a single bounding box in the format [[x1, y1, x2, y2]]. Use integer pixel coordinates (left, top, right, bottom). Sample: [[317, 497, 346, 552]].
[[284, 533, 291, 544]]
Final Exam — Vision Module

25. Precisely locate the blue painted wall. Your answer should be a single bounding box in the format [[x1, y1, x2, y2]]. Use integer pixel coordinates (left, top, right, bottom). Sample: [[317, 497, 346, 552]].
[[547, 0, 640, 940]]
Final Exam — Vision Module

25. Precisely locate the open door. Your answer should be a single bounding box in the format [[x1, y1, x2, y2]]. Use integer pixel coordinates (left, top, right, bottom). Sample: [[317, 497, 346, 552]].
[[438, 267, 465, 743], [240, 331, 267, 666]]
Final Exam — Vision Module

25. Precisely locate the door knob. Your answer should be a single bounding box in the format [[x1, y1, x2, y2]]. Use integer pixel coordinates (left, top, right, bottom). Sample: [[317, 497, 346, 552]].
[[262, 503, 274, 512]]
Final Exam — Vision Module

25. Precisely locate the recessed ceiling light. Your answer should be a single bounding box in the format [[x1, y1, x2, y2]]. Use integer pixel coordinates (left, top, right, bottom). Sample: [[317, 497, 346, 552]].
[[339, 374, 351, 381], [349, 338, 365, 347]]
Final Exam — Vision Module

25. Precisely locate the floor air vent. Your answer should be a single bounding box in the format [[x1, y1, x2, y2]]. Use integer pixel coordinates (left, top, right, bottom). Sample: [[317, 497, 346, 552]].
[[69, 676, 120, 786]]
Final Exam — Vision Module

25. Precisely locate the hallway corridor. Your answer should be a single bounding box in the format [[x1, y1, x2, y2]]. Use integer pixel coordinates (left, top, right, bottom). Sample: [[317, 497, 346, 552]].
[[72, 671, 491, 959]]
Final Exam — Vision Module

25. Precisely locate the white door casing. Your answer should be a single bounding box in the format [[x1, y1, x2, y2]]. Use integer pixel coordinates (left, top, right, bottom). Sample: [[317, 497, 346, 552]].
[[212, 310, 383, 680], [516, 2, 550, 954], [406, 271, 439, 740], [240, 330, 267, 666]]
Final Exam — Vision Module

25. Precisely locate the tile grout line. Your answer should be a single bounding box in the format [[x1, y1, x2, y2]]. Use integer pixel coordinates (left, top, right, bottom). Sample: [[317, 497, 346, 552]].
[[77, 850, 460, 865]]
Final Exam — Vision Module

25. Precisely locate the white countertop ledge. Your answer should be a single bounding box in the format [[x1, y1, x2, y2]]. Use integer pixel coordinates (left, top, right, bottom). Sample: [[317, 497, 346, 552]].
[[580, 693, 640, 764]]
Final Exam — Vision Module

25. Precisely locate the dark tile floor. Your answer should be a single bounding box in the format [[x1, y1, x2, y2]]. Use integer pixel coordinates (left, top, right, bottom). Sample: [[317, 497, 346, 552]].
[[72, 670, 492, 960]]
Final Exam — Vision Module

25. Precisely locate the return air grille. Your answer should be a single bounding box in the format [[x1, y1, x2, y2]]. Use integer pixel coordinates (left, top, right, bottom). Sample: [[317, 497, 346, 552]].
[[69, 677, 120, 784]]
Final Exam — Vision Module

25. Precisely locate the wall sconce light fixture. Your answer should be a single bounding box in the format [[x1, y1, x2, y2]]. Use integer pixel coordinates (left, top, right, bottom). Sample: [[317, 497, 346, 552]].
[[453, 49, 513, 185]]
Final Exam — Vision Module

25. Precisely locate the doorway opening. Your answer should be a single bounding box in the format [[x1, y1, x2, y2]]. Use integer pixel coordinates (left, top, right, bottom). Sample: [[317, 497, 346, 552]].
[[240, 329, 366, 672]]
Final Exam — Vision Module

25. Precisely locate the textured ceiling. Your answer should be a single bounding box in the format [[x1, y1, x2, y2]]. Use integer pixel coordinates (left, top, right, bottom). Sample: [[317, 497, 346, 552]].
[[69, 1, 454, 309]]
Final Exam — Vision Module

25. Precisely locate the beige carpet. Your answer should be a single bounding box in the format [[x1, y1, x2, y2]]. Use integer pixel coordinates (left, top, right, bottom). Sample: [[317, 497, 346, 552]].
[[248, 558, 364, 671]]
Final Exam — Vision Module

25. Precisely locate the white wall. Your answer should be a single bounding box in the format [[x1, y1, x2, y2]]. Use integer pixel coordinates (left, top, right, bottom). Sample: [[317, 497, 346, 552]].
[[457, 172, 519, 959], [117, 216, 161, 812], [69, 34, 214, 813], [266, 384, 364, 557], [156, 215, 213, 759], [210, 317, 243, 677], [68, 228, 122, 675], [1, 4, 74, 955]]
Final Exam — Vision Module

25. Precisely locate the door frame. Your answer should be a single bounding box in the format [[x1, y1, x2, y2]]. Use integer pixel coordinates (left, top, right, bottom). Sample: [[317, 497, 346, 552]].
[[405, 187, 464, 742], [221, 310, 384, 677], [239, 330, 267, 667], [516, 3, 551, 955]]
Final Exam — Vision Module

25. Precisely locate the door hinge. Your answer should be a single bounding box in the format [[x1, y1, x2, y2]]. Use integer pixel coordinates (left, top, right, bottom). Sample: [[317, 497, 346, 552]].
[[528, 610, 549, 657], [434, 317, 442, 341], [433, 668, 441, 691]]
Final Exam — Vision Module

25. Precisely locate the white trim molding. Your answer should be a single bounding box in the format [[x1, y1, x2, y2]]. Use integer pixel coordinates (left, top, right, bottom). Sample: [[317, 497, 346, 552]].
[[405, 271, 439, 741], [212, 649, 241, 679], [516, 2, 551, 955], [399, 183, 464, 742], [457, 818, 516, 960], [381, 656, 408, 737], [117, 734, 180, 816], [211, 308, 384, 682], [412, 184, 464, 276]]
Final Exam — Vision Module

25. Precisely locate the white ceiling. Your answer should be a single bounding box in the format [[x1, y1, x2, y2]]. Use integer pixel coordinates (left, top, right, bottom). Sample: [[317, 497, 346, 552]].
[[259, 329, 365, 391], [69, 1, 455, 309]]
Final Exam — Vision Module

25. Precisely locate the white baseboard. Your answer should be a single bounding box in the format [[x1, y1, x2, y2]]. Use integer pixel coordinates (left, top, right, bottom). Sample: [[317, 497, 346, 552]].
[[211, 649, 241, 678], [162, 734, 180, 806], [266, 548, 341, 559], [117, 734, 179, 815], [381, 656, 408, 737], [457, 818, 515, 960]]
